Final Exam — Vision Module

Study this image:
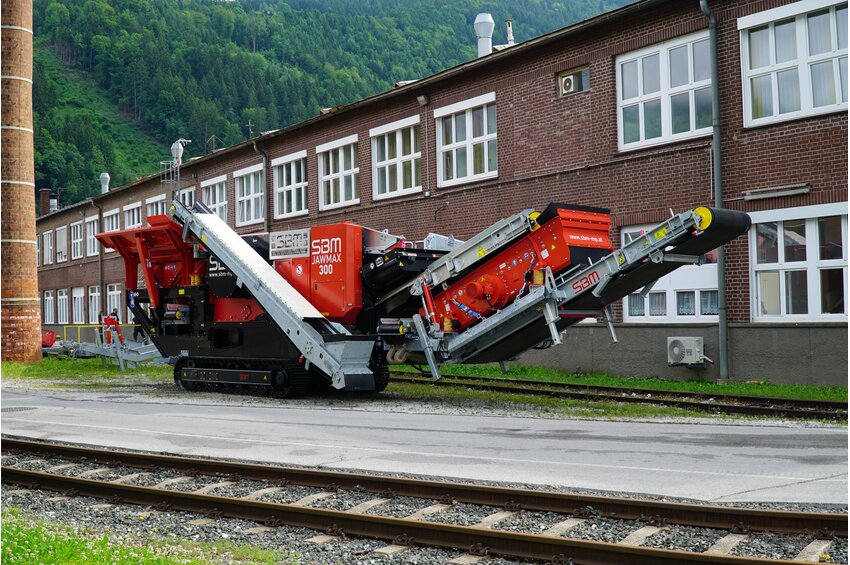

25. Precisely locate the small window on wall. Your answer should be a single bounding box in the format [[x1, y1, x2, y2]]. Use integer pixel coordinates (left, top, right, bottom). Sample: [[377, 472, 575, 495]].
[[557, 67, 590, 97], [88, 286, 101, 324], [124, 202, 142, 229], [750, 204, 847, 320], [43, 290, 55, 324], [317, 135, 359, 211], [370, 116, 422, 200], [146, 195, 167, 218], [435, 92, 498, 188], [57, 289, 69, 324], [234, 164, 265, 226], [621, 224, 719, 323], [201, 175, 228, 222], [272, 151, 308, 218], [42, 231, 53, 265], [55, 226, 68, 263], [178, 187, 196, 208], [70, 221, 83, 259], [86, 216, 99, 257]]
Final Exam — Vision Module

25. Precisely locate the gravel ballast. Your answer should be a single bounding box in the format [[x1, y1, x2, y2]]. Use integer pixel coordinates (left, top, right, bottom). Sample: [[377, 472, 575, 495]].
[[643, 525, 727, 553]]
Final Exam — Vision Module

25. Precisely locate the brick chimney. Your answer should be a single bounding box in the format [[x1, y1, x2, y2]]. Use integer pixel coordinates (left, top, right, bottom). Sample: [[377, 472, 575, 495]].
[[39, 188, 50, 216]]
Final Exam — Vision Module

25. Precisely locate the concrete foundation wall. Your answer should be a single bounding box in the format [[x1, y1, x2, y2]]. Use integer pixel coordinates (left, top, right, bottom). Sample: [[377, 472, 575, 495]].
[[520, 323, 848, 386]]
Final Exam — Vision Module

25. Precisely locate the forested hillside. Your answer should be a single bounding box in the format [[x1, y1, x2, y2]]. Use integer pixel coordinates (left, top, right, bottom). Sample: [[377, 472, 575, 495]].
[[34, 0, 631, 204]]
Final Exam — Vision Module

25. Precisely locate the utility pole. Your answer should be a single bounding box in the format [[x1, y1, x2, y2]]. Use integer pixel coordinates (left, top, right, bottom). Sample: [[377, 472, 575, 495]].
[[245, 119, 254, 139]]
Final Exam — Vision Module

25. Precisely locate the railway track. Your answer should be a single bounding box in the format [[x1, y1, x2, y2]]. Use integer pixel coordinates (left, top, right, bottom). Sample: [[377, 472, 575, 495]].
[[390, 372, 848, 420], [2, 436, 845, 564]]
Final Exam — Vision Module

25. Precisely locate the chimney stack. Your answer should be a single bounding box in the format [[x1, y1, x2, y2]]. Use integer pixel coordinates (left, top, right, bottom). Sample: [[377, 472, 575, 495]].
[[474, 13, 495, 58], [100, 172, 110, 194], [39, 188, 50, 216], [505, 19, 515, 46]]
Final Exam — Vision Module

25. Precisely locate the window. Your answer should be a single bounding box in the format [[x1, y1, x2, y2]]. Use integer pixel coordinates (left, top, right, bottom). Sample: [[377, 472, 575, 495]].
[[750, 203, 847, 321], [146, 194, 167, 218], [317, 135, 359, 210], [617, 31, 712, 150], [124, 202, 142, 229], [557, 67, 590, 96], [55, 226, 68, 263], [178, 187, 196, 208], [57, 289, 69, 324], [88, 286, 101, 324], [273, 151, 308, 218], [370, 116, 422, 200], [43, 290, 54, 324], [86, 215, 99, 257], [42, 231, 53, 265], [72, 287, 85, 324], [106, 283, 121, 322], [70, 221, 83, 259], [234, 164, 265, 226], [435, 92, 498, 187], [201, 175, 228, 222], [103, 209, 120, 232], [622, 224, 719, 322], [739, 1, 847, 127]]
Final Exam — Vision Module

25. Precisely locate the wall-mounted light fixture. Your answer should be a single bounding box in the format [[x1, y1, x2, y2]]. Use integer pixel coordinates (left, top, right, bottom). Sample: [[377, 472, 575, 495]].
[[416, 94, 430, 106]]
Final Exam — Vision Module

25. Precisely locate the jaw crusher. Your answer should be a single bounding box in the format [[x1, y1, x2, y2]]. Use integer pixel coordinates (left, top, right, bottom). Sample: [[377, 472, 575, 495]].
[[96, 200, 750, 395]]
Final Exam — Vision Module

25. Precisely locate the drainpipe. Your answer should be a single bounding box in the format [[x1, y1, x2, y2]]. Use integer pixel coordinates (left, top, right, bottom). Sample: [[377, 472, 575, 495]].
[[700, 0, 728, 382], [88, 198, 104, 317], [253, 140, 270, 233]]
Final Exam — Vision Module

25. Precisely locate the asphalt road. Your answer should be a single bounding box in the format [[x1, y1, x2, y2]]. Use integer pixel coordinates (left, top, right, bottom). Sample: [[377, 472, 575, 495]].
[[2, 389, 846, 504]]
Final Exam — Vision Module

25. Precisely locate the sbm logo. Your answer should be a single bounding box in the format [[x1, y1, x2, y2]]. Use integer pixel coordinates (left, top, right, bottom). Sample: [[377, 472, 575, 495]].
[[571, 271, 600, 293]]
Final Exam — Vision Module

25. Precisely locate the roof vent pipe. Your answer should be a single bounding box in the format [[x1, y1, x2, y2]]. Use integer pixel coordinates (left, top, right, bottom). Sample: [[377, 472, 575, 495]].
[[49, 194, 59, 212], [100, 172, 110, 194], [505, 19, 515, 46], [474, 13, 495, 58]]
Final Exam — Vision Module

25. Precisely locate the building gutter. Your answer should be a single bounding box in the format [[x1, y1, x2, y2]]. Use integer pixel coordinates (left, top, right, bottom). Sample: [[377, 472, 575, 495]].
[[700, 0, 728, 381], [252, 140, 271, 233], [88, 197, 104, 316]]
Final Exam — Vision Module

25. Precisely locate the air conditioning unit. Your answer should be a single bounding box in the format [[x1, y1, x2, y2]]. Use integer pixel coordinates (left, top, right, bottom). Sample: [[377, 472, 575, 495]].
[[667, 336, 706, 366], [559, 74, 576, 95]]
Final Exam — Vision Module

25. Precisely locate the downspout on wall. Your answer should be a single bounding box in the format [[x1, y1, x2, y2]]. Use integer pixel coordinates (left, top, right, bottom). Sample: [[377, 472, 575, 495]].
[[253, 140, 271, 233], [88, 198, 104, 318], [700, 0, 728, 381]]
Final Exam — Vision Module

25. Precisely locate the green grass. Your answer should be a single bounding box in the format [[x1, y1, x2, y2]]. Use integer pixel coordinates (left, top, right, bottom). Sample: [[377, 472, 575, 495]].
[[1, 507, 290, 564], [395, 363, 848, 402], [1, 357, 171, 383]]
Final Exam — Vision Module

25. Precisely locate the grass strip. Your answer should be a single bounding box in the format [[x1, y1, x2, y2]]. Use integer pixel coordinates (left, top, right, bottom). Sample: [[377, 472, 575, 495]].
[[1, 358, 172, 382]]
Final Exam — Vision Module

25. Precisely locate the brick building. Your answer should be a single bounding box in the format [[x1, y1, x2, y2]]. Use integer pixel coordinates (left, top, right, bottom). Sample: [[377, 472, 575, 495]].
[[36, 0, 848, 385]]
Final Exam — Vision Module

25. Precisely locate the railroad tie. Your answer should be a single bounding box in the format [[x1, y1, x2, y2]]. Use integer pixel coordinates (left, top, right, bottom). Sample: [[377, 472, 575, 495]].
[[187, 518, 216, 526], [46, 496, 71, 502], [543, 518, 586, 536], [618, 525, 664, 546], [373, 544, 410, 556], [44, 463, 79, 473], [110, 472, 151, 484], [704, 533, 748, 555], [90, 503, 114, 510], [448, 555, 487, 564], [192, 481, 235, 495], [474, 510, 517, 529], [239, 486, 284, 500], [6, 489, 31, 496], [291, 491, 335, 507], [344, 497, 391, 514], [794, 539, 834, 562], [244, 526, 272, 535], [78, 467, 115, 478], [153, 476, 195, 488], [305, 534, 338, 545], [403, 503, 452, 520]]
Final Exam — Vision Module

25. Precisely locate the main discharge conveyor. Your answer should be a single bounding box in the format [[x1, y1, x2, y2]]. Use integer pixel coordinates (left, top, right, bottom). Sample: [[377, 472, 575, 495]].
[[96, 200, 750, 395]]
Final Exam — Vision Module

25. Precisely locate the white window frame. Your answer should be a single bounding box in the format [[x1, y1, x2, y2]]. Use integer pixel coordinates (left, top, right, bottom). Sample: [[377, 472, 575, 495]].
[[234, 163, 265, 227], [124, 202, 142, 229], [739, 0, 848, 127], [70, 221, 84, 260], [272, 150, 309, 219], [103, 209, 120, 253], [370, 115, 423, 200], [749, 202, 848, 322], [616, 31, 712, 151], [317, 134, 360, 211], [435, 92, 498, 188], [55, 225, 68, 263], [88, 285, 101, 324], [86, 215, 99, 257], [42, 230, 53, 265], [106, 283, 122, 322], [146, 194, 167, 218], [71, 287, 85, 324], [43, 290, 55, 324], [201, 175, 228, 222], [56, 288, 69, 325], [621, 224, 719, 323], [178, 187, 196, 208]]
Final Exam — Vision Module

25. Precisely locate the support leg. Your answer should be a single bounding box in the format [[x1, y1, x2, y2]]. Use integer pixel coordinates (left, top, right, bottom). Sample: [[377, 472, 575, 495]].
[[412, 314, 442, 381]]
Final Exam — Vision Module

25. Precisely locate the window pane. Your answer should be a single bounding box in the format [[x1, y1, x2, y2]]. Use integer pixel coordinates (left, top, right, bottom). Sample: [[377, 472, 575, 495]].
[[443, 151, 453, 180], [487, 139, 497, 172], [649, 292, 666, 316], [628, 294, 645, 316], [821, 268, 845, 313], [700, 290, 719, 315], [455, 112, 466, 142], [413, 125, 421, 152], [669, 46, 689, 88], [838, 5, 848, 49], [819, 216, 844, 259], [402, 160, 412, 189], [442, 118, 452, 145], [643, 99, 661, 139], [642, 54, 660, 94], [472, 107, 484, 137], [377, 136, 386, 161], [621, 60, 639, 99], [693, 39, 710, 82], [402, 128, 411, 156], [378, 167, 387, 194], [840, 57, 848, 103], [751, 74, 773, 118], [756, 222, 779, 263], [387, 164, 397, 192], [785, 270, 808, 314], [671, 92, 691, 134], [676, 291, 696, 315], [344, 146, 353, 169], [344, 175, 353, 200], [758, 271, 781, 314], [749, 25, 770, 69], [623, 104, 640, 143], [777, 68, 801, 113], [457, 146, 468, 177], [774, 19, 797, 63], [472, 142, 484, 175], [808, 10, 832, 55], [486, 104, 496, 134], [414, 158, 421, 187], [694, 87, 712, 129], [387, 134, 397, 160], [783, 219, 807, 262], [811, 61, 837, 107]]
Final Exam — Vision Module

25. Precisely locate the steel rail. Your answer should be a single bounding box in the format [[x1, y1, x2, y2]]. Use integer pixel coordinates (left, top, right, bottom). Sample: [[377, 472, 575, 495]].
[[389, 374, 847, 420], [390, 371, 847, 411], [3, 437, 845, 536], [0, 467, 811, 565]]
